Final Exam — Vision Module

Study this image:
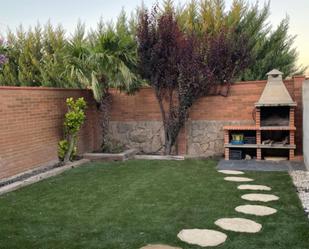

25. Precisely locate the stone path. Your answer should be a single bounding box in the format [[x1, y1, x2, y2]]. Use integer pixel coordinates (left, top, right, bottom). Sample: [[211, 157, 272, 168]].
[[210, 169, 278, 243], [177, 229, 227, 247], [140, 245, 182, 249], [224, 176, 254, 182], [241, 193, 279, 202], [142, 168, 281, 248], [218, 170, 244, 175], [235, 205, 277, 216], [215, 218, 262, 233], [238, 184, 271, 191]]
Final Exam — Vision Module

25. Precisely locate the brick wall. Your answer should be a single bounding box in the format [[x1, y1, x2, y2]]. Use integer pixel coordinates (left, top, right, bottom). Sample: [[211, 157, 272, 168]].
[[109, 78, 304, 155], [0, 77, 305, 179], [110, 80, 297, 122], [0, 87, 101, 179]]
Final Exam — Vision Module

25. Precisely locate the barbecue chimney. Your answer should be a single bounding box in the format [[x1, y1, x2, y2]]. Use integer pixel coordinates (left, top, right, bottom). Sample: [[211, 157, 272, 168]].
[[255, 69, 296, 107]]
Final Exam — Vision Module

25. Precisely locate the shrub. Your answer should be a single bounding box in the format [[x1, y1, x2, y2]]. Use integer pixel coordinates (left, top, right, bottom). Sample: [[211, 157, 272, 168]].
[[102, 138, 125, 153], [58, 140, 77, 161], [58, 97, 87, 163]]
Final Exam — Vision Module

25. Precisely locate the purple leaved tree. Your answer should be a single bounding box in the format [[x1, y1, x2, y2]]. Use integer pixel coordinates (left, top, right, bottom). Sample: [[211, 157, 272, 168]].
[[137, 6, 252, 155]]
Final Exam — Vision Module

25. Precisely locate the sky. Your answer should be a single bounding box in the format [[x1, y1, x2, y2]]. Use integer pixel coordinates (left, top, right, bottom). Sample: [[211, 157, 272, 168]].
[[0, 0, 308, 73]]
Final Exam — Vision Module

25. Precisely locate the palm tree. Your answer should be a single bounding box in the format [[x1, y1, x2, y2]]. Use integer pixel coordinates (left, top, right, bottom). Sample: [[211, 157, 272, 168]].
[[67, 18, 142, 151]]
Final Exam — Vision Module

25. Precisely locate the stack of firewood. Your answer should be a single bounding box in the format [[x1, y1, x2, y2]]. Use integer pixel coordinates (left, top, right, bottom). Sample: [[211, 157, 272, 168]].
[[262, 136, 289, 145]]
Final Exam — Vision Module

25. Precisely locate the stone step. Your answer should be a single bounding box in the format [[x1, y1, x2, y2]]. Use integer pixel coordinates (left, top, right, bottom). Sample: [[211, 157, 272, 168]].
[[134, 155, 184, 160], [83, 149, 139, 162]]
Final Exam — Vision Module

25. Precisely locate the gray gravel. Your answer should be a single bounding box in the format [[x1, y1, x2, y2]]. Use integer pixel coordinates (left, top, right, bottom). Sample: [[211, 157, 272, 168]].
[[289, 170, 309, 219]]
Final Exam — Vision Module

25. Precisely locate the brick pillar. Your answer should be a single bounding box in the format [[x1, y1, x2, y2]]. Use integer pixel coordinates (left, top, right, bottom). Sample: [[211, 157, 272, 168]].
[[290, 130, 295, 145], [256, 130, 261, 160], [293, 75, 305, 155], [256, 130, 261, 145], [256, 107, 262, 160], [256, 107, 261, 127], [225, 148, 230, 160], [224, 130, 229, 160], [290, 149, 295, 160], [290, 107, 295, 127], [257, 148, 262, 160], [289, 106, 296, 161], [224, 130, 229, 144]]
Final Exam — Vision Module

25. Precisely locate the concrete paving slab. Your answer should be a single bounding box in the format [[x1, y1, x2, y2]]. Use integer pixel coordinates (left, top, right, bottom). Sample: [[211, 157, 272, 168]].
[[218, 170, 245, 175], [177, 229, 227, 247], [241, 193, 279, 202], [215, 218, 262, 233], [140, 245, 182, 249], [224, 177, 254, 182], [235, 205, 277, 216], [237, 184, 271, 191]]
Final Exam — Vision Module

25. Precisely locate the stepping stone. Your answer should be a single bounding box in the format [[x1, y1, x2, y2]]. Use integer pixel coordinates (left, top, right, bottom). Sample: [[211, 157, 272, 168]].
[[235, 204, 277, 216], [238, 184, 271, 191], [224, 177, 254, 182], [177, 229, 227, 247], [140, 245, 182, 249], [215, 218, 262, 233], [218, 170, 245, 175], [241, 193, 279, 202]]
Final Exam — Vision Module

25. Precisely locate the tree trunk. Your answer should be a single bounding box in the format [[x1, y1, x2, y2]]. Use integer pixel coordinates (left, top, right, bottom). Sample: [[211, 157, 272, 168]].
[[99, 93, 112, 151], [164, 137, 173, 155], [163, 127, 174, 155], [63, 135, 75, 164]]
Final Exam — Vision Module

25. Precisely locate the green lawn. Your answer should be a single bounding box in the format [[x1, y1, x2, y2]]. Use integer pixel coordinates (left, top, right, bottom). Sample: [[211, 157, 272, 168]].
[[0, 160, 308, 249]]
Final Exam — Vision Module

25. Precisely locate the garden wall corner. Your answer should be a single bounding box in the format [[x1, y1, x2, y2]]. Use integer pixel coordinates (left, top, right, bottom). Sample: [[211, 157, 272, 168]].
[[0, 87, 102, 179], [303, 80, 309, 170]]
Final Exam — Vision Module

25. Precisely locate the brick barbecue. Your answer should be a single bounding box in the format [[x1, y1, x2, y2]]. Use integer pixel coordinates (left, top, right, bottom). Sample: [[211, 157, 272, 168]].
[[224, 69, 297, 161]]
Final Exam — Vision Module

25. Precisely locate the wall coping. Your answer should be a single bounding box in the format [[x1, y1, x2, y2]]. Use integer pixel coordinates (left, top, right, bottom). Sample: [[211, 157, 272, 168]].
[[293, 75, 306, 79], [112, 80, 286, 89], [0, 78, 299, 92], [0, 86, 92, 91]]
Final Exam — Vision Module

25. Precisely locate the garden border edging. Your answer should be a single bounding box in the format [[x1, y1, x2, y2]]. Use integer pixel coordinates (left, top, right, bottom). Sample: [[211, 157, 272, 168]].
[[0, 159, 90, 196]]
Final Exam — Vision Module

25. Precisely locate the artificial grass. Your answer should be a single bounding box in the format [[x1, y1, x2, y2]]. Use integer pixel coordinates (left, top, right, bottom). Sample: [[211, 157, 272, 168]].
[[0, 159, 308, 249]]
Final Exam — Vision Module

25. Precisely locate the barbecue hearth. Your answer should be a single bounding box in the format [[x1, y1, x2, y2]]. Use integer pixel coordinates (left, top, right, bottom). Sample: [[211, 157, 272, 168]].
[[224, 69, 296, 161], [260, 107, 290, 126]]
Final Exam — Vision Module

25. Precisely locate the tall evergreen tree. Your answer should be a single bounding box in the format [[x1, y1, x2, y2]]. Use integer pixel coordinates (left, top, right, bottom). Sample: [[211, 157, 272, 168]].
[[176, 0, 305, 79], [239, 15, 305, 80], [0, 0, 305, 86], [16, 25, 43, 86], [40, 23, 69, 87]]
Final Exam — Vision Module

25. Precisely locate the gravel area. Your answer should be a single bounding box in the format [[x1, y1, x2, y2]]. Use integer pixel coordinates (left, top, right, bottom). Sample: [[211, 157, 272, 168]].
[[0, 164, 58, 188], [289, 170, 309, 219]]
